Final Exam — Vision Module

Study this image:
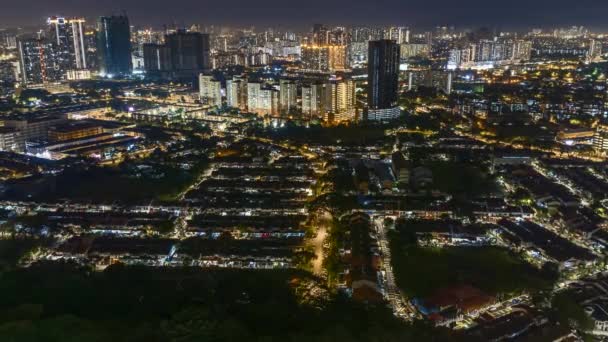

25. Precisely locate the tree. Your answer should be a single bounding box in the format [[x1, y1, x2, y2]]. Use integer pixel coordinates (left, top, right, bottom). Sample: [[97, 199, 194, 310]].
[[552, 292, 594, 332]]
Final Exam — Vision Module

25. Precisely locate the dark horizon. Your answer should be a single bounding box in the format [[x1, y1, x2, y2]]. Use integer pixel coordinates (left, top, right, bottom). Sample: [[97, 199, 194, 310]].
[[1, 0, 608, 31]]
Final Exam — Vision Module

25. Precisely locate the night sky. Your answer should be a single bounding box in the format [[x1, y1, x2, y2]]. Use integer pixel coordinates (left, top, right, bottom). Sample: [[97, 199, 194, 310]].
[[2, 0, 607, 30]]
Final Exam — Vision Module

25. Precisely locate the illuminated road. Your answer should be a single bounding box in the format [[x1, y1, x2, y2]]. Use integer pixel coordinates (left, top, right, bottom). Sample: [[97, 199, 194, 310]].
[[311, 212, 330, 275], [373, 216, 416, 320], [177, 163, 215, 201]]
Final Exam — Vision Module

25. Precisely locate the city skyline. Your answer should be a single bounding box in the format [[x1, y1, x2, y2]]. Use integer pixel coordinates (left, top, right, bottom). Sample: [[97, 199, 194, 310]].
[[2, 0, 608, 30], [1, 3, 608, 340]]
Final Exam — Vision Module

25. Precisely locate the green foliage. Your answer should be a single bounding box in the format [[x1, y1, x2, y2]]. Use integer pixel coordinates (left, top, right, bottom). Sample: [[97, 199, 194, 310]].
[[152, 220, 175, 235], [0, 238, 51, 270], [427, 161, 500, 198], [323, 219, 348, 284], [552, 292, 594, 332], [389, 225, 556, 298], [0, 263, 454, 341]]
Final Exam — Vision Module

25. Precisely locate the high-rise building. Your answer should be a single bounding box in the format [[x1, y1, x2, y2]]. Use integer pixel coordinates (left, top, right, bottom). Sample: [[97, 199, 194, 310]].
[[84, 28, 98, 71], [199, 74, 222, 108], [247, 82, 261, 113], [247, 82, 279, 116], [351, 26, 384, 43], [594, 125, 608, 153], [328, 27, 348, 45], [301, 45, 329, 71], [279, 79, 297, 115], [367, 40, 401, 121], [301, 78, 356, 123], [387, 27, 409, 44], [327, 45, 347, 71], [2, 35, 17, 49], [301, 83, 325, 119], [165, 30, 210, 76], [447, 39, 532, 69], [302, 24, 348, 72], [349, 42, 368, 64], [329, 78, 356, 123], [301, 44, 347, 72], [400, 43, 430, 59], [97, 15, 132, 76], [407, 70, 452, 94], [48, 17, 69, 46], [68, 18, 87, 69], [143, 43, 172, 74], [226, 75, 248, 111], [312, 24, 329, 46], [18, 38, 63, 84], [0, 60, 18, 94], [143, 29, 210, 79], [48, 17, 88, 71]]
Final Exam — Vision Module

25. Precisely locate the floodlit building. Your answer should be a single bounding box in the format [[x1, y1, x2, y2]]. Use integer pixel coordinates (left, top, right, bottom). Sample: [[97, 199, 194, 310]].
[[18, 38, 63, 84], [47, 16, 88, 71], [199, 74, 222, 108], [328, 78, 356, 123], [226, 75, 248, 111], [279, 79, 297, 115], [301, 44, 347, 72], [247, 82, 279, 116]]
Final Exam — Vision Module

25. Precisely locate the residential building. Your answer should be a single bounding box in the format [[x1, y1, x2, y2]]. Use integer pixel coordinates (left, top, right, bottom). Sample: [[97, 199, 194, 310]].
[[226, 75, 248, 111], [18, 38, 63, 84], [279, 79, 297, 115], [199, 74, 222, 108]]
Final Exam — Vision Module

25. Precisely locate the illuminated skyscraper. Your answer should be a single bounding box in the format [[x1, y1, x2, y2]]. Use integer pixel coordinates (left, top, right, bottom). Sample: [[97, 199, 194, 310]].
[[387, 26, 409, 44], [367, 40, 401, 121], [48, 17, 88, 70], [48, 17, 70, 47], [247, 82, 279, 116], [301, 45, 347, 72], [97, 15, 132, 76], [226, 75, 248, 111], [301, 83, 324, 119], [2, 35, 17, 49], [301, 45, 329, 71], [199, 74, 222, 108], [68, 18, 87, 69], [279, 79, 297, 114], [18, 38, 62, 84], [327, 45, 347, 70]]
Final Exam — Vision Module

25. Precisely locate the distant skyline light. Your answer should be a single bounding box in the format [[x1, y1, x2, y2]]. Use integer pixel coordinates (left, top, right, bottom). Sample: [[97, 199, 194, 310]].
[[1, 0, 608, 30]]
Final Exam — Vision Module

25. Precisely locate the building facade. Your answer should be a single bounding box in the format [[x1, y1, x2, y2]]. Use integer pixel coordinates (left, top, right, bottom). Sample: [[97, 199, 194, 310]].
[[367, 40, 401, 121], [199, 74, 222, 108], [97, 15, 132, 76]]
